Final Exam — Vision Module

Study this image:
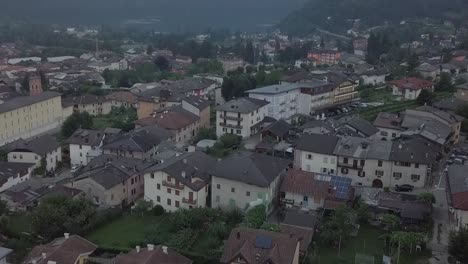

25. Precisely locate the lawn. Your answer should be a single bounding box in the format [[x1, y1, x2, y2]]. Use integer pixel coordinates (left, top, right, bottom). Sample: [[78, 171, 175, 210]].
[[7, 213, 33, 234], [308, 225, 430, 264], [92, 117, 114, 129], [86, 214, 170, 250]]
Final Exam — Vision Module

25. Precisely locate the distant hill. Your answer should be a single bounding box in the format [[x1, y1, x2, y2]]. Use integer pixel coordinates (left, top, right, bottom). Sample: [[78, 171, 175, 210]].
[[0, 0, 305, 32], [279, 0, 468, 35]]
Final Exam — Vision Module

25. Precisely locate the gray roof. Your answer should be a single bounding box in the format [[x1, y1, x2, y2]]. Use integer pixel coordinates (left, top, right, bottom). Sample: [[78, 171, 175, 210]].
[[389, 137, 438, 165], [0, 91, 61, 114], [434, 97, 466, 112], [344, 118, 379, 137], [416, 62, 438, 72], [294, 134, 339, 155], [246, 83, 302, 94], [373, 112, 404, 131], [448, 165, 468, 194], [282, 209, 317, 229], [333, 137, 370, 158], [2, 134, 60, 156], [0, 162, 35, 182], [209, 151, 290, 187], [66, 129, 105, 146], [300, 120, 335, 133], [401, 114, 452, 145], [145, 151, 216, 191], [216, 97, 269, 113], [0, 247, 12, 259], [182, 96, 210, 110], [104, 127, 171, 152], [261, 120, 293, 138], [366, 140, 393, 160], [82, 154, 153, 174], [412, 106, 463, 124]]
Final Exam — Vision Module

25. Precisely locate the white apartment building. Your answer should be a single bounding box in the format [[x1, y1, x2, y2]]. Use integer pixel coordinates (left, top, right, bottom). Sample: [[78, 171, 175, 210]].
[[293, 134, 339, 174], [144, 152, 215, 212], [66, 129, 106, 166], [210, 152, 290, 212], [216, 97, 269, 138], [246, 84, 301, 120]]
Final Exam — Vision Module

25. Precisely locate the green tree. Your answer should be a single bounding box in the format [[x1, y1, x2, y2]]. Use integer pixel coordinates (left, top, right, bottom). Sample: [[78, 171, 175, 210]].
[[435, 72, 454, 92], [33, 158, 47, 176], [416, 90, 435, 105], [417, 192, 436, 204], [449, 227, 468, 263], [321, 206, 357, 246], [133, 200, 153, 216], [31, 196, 96, 240], [0, 200, 8, 216], [244, 205, 266, 228], [195, 127, 217, 142], [154, 56, 170, 72], [61, 112, 93, 138], [389, 232, 425, 253], [381, 213, 400, 232], [245, 41, 255, 64], [146, 44, 154, 55]]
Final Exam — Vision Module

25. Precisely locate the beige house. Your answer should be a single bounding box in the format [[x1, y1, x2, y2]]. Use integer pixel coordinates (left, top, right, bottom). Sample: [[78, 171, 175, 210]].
[[62, 94, 112, 116], [0, 91, 62, 146], [67, 155, 156, 207], [144, 151, 216, 212], [3, 134, 62, 172]]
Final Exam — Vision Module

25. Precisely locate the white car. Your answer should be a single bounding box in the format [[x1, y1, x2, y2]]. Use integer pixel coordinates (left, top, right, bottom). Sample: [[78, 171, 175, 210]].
[[71, 165, 81, 173]]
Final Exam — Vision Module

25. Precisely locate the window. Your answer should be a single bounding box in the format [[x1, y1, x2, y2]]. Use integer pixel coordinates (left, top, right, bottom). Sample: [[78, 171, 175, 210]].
[[167, 199, 171, 206], [222, 128, 227, 132], [330, 157, 335, 164], [360, 160, 365, 166], [131, 178, 134, 184], [167, 188, 171, 194], [306, 154, 313, 160], [303, 196, 308, 202], [246, 191, 250, 196], [330, 169, 335, 174], [378, 160, 383, 167], [79, 145, 82, 150], [321, 168, 327, 173], [167, 176, 172, 182], [323, 157, 328, 163], [415, 163, 419, 168], [175, 190, 180, 196], [175, 201, 180, 208], [411, 174, 421, 181], [236, 129, 241, 134], [341, 168, 348, 174], [358, 171, 365, 177], [393, 172, 402, 179], [375, 170, 384, 177], [217, 184, 221, 189], [394, 161, 411, 167], [392, 133, 397, 138], [343, 157, 348, 164], [19, 155, 23, 159], [231, 187, 235, 193]]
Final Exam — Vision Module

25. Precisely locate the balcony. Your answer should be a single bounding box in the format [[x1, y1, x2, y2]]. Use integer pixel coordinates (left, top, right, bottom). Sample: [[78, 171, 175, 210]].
[[338, 162, 363, 170], [162, 180, 184, 190], [182, 198, 197, 205], [219, 122, 242, 129], [219, 114, 243, 121]]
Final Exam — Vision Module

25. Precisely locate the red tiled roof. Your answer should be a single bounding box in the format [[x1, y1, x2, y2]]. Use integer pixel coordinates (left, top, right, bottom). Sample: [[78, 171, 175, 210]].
[[280, 169, 332, 199], [106, 91, 138, 104], [452, 192, 468, 210], [388, 77, 433, 91], [115, 245, 192, 264], [135, 107, 199, 130]]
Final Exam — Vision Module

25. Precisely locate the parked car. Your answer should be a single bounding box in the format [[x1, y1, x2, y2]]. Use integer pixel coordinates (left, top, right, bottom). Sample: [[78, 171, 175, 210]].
[[359, 103, 368, 108], [71, 165, 81, 173], [454, 158, 464, 165], [395, 184, 414, 192]]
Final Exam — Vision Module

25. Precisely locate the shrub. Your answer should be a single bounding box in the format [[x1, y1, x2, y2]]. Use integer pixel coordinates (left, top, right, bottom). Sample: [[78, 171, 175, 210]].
[[152, 205, 165, 216]]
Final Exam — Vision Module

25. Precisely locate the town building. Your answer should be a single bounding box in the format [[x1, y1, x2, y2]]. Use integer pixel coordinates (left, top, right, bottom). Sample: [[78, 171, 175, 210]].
[[0, 162, 35, 193], [373, 112, 404, 140], [68, 155, 155, 207], [388, 77, 434, 100], [66, 129, 106, 166], [62, 94, 112, 116], [23, 234, 97, 264], [360, 69, 389, 86], [210, 152, 290, 212], [293, 134, 339, 174], [115, 245, 192, 264], [307, 49, 342, 65], [342, 118, 379, 139], [144, 152, 216, 212], [415, 63, 439, 79], [220, 227, 300, 264], [3, 134, 62, 172], [106, 91, 138, 109], [0, 91, 62, 146], [181, 97, 211, 129], [447, 165, 468, 229], [215, 97, 269, 138]]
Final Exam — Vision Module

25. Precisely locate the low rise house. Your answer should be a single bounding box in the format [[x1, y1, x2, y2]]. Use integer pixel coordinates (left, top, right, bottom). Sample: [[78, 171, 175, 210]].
[[388, 77, 434, 100], [68, 155, 155, 207], [115, 245, 192, 264], [211, 152, 290, 212], [373, 112, 404, 140], [342, 117, 379, 139], [0, 162, 35, 193], [144, 151, 216, 212], [447, 165, 468, 229], [279, 210, 317, 256], [62, 94, 112, 116], [106, 91, 138, 109], [216, 97, 269, 138], [300, 120, 335, 135], [181, 97, 211, 129], [3, 134, 62, 172], [293, 134, 339, 174], [66, 129, 105, 166], [23, 234, 97, 264], [280, 169, 353, 211], [415, 63, 439, 79], [220, 227, 300, 264], [260, 120, 293, 143], [360, 69, 389, 86]]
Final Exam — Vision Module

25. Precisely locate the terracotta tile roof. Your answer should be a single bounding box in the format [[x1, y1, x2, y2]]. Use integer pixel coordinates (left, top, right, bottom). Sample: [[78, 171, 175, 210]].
[[388, 77, 433, 91], [280, 169, 331, 199], [106, 91, 137, 104], [23, 234, 97, 264], [134, 106, 199, 130], [220, 227, 299, 264], [115, 245, 192, 264]]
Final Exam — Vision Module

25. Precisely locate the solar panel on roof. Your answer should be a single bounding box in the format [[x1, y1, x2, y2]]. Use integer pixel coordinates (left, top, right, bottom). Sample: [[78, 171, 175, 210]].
[[330, 176, 352, 200], [255, 235, 272, 249]]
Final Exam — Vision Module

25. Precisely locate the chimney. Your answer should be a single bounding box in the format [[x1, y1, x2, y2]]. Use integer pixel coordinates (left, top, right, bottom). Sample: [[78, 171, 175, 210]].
[[136, 246, 141, 253], [162, 246, 168, 254], [147, 244, 154, 251], [64, 233, 70, 239], [42, 253, 47, 259], [28, 75, 43, 96]]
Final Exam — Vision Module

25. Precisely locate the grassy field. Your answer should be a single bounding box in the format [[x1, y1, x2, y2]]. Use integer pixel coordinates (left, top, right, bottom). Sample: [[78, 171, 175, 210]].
[[92, 117, 114, 129], [309, 225, 430, 264], [86, 214, 170, 250]]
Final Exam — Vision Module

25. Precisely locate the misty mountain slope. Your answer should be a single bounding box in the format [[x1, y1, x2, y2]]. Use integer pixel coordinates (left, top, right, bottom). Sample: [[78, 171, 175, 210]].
[[279, 0, 468, 34], [0, 0, 306, 32]]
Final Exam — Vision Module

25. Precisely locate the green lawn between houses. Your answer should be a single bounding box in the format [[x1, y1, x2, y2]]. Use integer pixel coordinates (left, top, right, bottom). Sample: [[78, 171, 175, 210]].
[[308, 225, 431, 264]]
